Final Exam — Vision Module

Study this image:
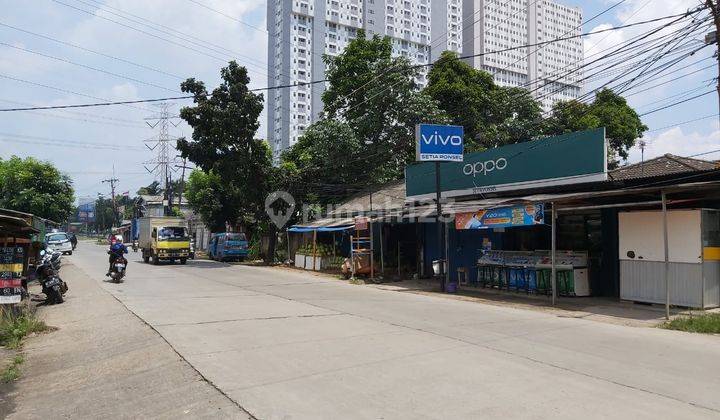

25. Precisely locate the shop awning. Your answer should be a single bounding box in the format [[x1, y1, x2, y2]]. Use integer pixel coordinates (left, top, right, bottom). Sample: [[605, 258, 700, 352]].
[[288, 217, 355, 232], [0, 214, 40, 238], [396, 180, 720, 218]]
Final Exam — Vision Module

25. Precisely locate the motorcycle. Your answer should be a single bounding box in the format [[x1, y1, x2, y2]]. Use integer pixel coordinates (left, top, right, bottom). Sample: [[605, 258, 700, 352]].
[[108, 254, 128, 283], [36, 249, 68, 304], [131, 240, 138, 252]]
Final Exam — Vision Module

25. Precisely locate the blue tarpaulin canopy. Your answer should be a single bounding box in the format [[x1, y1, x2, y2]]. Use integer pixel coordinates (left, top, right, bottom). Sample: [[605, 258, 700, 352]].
[[287, 218, 354, 233]]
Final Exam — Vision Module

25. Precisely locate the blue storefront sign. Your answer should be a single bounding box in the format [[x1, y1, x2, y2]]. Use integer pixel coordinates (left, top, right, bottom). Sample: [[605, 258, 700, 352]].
[[415, 124, 464, 162], [407, 128, 607, 200], [455, 204, 545, 230]]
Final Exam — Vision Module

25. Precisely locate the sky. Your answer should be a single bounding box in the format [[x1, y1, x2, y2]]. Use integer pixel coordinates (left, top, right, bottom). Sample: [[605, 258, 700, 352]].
[[0, 0, 718, 204]]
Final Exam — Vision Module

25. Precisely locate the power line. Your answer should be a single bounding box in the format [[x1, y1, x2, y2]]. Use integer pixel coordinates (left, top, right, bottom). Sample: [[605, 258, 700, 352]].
[[77, 0, 267, 70], [185, 0, 266, 33], [0, 73, 157, 112], [0, 42, 181, 93], [0, 11, 700, 115], [0, 21, 185, 80], [50, 0, 266, 76], [645, 113, 719, 132], [344, 10, 704, 116], [528, 8, 710, 104], [0, 99, 147, 128], [639, 90, 715, 115]]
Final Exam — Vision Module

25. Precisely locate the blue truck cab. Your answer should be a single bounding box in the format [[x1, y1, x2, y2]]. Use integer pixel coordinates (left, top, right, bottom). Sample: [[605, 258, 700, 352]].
[[208, 232, 249, 262]]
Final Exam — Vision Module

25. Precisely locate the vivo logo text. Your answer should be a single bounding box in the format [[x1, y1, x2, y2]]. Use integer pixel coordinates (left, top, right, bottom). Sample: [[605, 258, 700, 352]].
[[421, 132, 463, 146], [416, 124, 464, 162], [463, 158, 508, 177]]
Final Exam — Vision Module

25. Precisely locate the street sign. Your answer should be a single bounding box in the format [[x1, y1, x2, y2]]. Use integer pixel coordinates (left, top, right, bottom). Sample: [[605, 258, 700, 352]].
[[415, 124, 464, 162]]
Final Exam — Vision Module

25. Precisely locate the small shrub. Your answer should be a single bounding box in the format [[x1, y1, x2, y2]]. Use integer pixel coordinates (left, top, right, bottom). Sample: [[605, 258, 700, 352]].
[[1, 355, 24, 383], [0, 308, 48, 349], [663, 313, 720, 334]]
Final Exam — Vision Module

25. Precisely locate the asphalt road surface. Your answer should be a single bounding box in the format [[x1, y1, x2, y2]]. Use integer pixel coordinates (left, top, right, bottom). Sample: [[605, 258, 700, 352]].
[[69, 242, 720, 419]]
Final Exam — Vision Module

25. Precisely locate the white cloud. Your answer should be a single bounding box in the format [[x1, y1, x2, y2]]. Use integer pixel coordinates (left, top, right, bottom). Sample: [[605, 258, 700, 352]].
[[627, 123, 720, 163]]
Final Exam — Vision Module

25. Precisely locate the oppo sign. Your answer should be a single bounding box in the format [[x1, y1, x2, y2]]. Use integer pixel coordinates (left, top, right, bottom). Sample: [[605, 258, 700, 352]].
[[463, 157, 508, 177]]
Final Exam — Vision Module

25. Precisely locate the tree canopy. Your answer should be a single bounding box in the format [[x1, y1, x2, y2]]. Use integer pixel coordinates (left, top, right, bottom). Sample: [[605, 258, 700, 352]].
[[0, 156, 74, 223], [136, 181, 162, 196], [424, 51, 544, 151], [283, 31, 448, 204], [177, 60, 274, 231], [545, 88, 648, 164]]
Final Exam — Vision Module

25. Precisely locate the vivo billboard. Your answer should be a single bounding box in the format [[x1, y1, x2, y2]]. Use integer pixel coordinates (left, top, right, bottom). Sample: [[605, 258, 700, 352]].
[[415, 124, 464, 162]]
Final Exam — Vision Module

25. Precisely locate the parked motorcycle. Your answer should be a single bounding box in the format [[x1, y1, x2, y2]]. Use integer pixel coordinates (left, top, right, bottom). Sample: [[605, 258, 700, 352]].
[[36, 249, 68, 304], [108, 254, 128, 283]]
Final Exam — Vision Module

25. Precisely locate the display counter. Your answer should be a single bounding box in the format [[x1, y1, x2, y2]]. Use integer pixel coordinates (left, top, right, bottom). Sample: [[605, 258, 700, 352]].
[[474, 250, 589, 296]]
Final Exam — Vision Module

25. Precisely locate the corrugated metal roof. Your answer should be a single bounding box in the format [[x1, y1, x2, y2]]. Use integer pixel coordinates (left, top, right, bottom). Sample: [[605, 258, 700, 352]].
[[293, 217, 355, 228], [328, 180, 406, 217]]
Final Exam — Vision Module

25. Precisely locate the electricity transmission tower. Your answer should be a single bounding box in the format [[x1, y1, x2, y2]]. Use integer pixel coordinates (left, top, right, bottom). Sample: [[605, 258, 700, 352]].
[[143, 102, 182, 216]]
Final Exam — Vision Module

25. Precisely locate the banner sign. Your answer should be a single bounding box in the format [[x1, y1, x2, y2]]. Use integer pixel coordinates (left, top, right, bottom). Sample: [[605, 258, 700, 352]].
[[77, 202, 96, 222], [455, 204, 545, 230], [354, 216, 368, 231], [415, 124, 464, 162], [0, 246, 24, 304], [406, 128, 607, 200]]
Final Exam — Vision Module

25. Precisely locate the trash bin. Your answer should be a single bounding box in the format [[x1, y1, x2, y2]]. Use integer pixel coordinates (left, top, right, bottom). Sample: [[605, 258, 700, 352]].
[[432, 259, 446, 277]]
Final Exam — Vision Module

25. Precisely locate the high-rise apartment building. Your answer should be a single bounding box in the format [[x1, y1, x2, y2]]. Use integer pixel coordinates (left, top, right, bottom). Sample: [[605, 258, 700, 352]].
[[462, 0, 583, 111], [267, 0, 463, 159]]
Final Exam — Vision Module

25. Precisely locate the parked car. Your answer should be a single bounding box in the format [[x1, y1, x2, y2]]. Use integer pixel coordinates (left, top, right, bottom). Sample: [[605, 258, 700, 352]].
[[45, 232, 73, 255], [208, 233, 249, 262]]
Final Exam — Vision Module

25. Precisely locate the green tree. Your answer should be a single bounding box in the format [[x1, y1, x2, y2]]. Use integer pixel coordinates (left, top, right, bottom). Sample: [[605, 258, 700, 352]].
[[184, 169, 238, 232], [284, 31, 448, 204], [93, 197, 116, 233], [425, 51, 544, 151], [280, 120, 363, 205], [177, 61, 279, 262], [0, 156, 74, 222], [545, 88, 647, 164], [136, 181, 161, 196]]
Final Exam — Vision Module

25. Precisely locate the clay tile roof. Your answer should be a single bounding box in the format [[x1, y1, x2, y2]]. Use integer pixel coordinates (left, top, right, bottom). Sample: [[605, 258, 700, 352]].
[[608, 154, 718, 181]]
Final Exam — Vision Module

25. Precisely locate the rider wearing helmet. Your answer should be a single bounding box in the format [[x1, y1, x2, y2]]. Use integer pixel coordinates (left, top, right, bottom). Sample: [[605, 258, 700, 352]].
[[107, 235, 128, 276]]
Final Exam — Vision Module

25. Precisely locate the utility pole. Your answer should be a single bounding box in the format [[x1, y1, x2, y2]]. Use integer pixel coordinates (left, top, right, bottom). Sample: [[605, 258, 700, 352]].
[[175, 158, 193, 207], [638, 139, 647, 177], [102, 175, 119, 227], [706, 0, 720, 127], [143, 102, 182, 216]]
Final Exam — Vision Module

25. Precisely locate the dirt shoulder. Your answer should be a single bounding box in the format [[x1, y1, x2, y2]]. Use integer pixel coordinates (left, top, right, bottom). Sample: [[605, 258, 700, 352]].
[[0, 260, 252, 419]]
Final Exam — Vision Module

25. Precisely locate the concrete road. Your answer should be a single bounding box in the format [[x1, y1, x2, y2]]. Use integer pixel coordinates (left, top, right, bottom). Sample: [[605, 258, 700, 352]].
[[70, 242, 720, 419], [1, 250, 251, 419]]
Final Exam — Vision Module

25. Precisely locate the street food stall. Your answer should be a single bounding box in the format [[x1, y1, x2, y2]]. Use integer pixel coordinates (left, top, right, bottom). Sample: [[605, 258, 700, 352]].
[[0, 209, 43, 304]]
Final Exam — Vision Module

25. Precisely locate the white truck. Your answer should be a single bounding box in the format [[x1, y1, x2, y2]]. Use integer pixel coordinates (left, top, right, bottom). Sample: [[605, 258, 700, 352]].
[[137, 217, 191, 265]]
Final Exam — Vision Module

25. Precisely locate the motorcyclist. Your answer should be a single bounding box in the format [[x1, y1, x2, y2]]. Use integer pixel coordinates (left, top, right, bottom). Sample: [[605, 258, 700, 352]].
[[106, 235, 128, 276]]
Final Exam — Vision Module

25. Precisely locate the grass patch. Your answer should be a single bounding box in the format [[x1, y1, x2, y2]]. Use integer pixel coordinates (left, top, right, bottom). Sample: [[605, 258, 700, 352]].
[[662, 313, 720, 334], [1, 355, 24, 383], [0, 308, 48, 349]]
